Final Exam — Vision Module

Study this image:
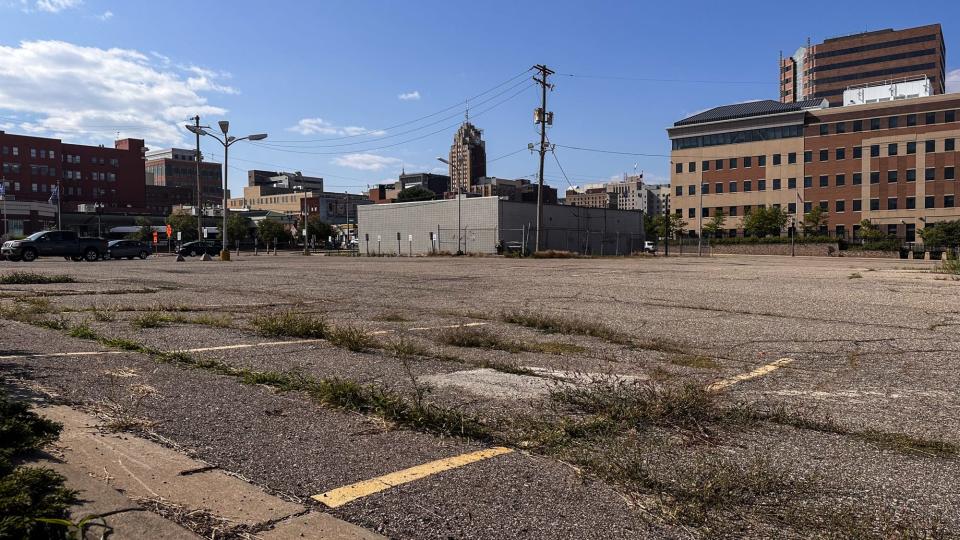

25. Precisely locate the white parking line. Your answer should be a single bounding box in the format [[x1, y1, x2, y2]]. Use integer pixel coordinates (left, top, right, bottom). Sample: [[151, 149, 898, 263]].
[[706, 357, 795, 392]]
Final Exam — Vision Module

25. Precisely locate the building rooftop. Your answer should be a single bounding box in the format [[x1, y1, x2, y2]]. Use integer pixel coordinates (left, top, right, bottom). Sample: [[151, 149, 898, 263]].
[[674, 99, 828, 126]]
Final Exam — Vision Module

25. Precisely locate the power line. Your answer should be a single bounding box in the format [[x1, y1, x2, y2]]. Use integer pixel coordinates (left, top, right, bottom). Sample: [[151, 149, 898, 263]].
[[266, 67, 534, 143], [249, 83, 535, 156], [557, 73, 773, 85], [488, 147, 530, 164]]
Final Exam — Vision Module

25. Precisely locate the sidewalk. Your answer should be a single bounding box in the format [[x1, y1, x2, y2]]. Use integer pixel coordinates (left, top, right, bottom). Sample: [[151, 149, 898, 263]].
[[32, 405, 384, 540]]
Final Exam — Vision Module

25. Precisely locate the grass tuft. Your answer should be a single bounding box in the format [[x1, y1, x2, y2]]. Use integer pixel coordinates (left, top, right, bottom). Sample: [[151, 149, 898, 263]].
[[131, 311, 171, 329], [327, 324, 378, 352], [0, 272, 75, 285], [503, 310, 631, 345], [68, 322, 99, 340], [250, 311, 327, 338], [438, 325, 588, 355]]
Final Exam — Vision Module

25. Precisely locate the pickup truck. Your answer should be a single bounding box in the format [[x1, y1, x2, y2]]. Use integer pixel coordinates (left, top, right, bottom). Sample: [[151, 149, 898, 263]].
[[1, 230, 108, 262]]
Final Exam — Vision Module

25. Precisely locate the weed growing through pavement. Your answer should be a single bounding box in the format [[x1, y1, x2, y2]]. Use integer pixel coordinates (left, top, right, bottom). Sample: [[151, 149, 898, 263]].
[[502, 310, 632, 345], [131, 311, 171, 329], [327, 324, 379, 352], [91, 309, 115, 322], [934, 259, 960, 275], [848, 272, 863, 279], [250, 311, 327, 338], [0, 272, 75, 285], [96, 372, 157, 432], [68, 322, 99, 340], [438, 326, 587, 355]]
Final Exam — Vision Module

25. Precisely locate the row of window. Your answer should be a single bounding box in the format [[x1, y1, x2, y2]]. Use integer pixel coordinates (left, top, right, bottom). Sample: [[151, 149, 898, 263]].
[[816, 111, 957, 136], [671, 125, 803, 150], [675, 166, 958, 196], [676, 138, 957, 174], [677, 195, 956, 219], [0, 147, 120, 166]]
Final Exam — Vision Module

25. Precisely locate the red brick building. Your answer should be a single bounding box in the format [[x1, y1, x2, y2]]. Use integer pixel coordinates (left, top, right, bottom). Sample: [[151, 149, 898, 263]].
[[1, 131, 147, 212]]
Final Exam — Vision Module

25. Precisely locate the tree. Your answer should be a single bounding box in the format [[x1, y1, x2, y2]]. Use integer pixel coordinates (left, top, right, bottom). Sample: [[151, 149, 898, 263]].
[[226, 213, 252, 244], [306, 214, 334, 244], [396, 185, 436, 202], [702, 208, 726, 238], [919, 220, 960, 247], [167, 210, 198, 242], [257, 218, 288, 247], [652, 213, 688, 239], [803, 206, 829, 235], [743, 206, 788, 238], [128, 216, 153, 242], [858, 219, 887, 241]]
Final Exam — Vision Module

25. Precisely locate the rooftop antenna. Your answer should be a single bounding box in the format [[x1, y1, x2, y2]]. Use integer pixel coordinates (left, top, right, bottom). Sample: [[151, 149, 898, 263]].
[[464, 100, 469, 122]]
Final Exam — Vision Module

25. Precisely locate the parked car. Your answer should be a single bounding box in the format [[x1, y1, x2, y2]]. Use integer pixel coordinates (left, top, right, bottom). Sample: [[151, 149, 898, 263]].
[[177, 241, 220, 257], [1, 230, 107, 262], [107, 240, 152, 260], [642, 241, 656, 253]]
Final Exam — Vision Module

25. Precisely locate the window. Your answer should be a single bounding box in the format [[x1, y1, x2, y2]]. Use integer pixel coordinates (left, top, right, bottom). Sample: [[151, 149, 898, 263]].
[[688, 208, 695, 218], [788, 202, 797, 213], [946, 139, 956, 151], [853, 199, 862, 211], [688, 184, 696, 195], [701, 207, 709, 217], [743, 205, 752, 215], [675, 163, 682, 173], [870, 171, 880, 184], [947, 195, 956, 208], [853, 120, 863, 132], [925, 140, 935, 152], [772, 178, 781, 190], [729, 206, 738, 217], [888, 116, 899, 129], [907, 141, 916, 154], [887, 197, 898, 210], [836, 122, 846, 134], [907, 114, 917, 127], [702, 183, 709, 194], [870, 198, 880, 211], [773, 154, 781, 165], [804, 202, 812, 213], [744, 156, 752, 168], [870, 145, 880, 157], [30, 148, 36, 158], [906, 196, 916, 209], [836, 200, 845, 212], [819, 124, 829, 135], [870, 118, 880, 130], [887, 170, 898, 182], [675, 185, 682, 196], [715, 159, 724, 170], [853, 146, 862, 159], [729, 181, 737, 193], [729, 158, 738, 169], [803, 176, 812, 188], [835, 148, 845, 160], [757, 155, 766, 167], [702, 160, 710, 171], [804, 151, 812, 163], [819, 175, 829, 187], [947, 167, 956, 180], [836, 174, 846, 186], [31, 183, 37, 192], [12, 147, 18, 156], [925, 112, 936, 125], [819, 200, 828, 211], [743, 180, 752, 192], [925, 196, 935, 208], [925, 168, 936, 181], [888, 143, 898, 156], [715, 182, 724, 194], [688, 162, 696, 172], [758, 179, 766, 191], [819, 149, 828, 161], [907, 169, 916, 182], [788, 177, 797, 189], [788, 152, 797, 164], [947, 110, 957, 123]]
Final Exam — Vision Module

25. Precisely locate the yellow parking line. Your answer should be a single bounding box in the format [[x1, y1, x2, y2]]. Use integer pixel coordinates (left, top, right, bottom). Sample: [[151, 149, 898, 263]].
[[312, 447, 513, 508], [707, 357, 794, 392]]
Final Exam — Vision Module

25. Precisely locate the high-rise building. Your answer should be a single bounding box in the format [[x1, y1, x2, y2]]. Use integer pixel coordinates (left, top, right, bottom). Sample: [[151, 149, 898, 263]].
[[448, 121, 486, 192], [668, 92, 960, 243], [780, 24, 946, 106]]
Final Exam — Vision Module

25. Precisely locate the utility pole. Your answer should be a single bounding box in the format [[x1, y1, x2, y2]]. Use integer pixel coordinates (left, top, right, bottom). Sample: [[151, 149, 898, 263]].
[[532, 64, 554, 253], [193, 115, 203, 243], [664, 194, 670, 257]]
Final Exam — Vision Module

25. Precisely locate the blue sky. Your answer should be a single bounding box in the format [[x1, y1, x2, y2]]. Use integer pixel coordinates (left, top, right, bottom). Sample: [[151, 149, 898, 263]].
[[1, 0, 958, 195]]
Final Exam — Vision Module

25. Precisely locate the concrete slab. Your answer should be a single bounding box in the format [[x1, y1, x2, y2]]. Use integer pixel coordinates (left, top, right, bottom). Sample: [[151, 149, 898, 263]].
[[41, 405, 303, 527], [260, 512, 387, 540]]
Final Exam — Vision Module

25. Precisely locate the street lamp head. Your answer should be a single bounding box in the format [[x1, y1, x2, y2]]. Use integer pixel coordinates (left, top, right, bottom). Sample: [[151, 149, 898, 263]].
[[247, 133, 268, 141], [436, 157, 449, 165], [218, 120, 229, 135], [185, 125, 207, 135], [227, 136, 236, 143]]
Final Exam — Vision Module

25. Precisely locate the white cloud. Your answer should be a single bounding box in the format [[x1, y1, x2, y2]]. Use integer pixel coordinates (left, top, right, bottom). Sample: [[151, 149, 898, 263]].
[[0, 40, 233, 146], [332, 153, 402, 171], [397, 90, 420, 101], [95, 9, 111, 20], [287, 117, 385, 137], [34, 0, 81, 12], [947, 69, 960, 93]]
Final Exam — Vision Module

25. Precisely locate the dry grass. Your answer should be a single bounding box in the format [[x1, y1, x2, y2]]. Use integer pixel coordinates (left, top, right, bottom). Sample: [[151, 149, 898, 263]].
[[133, 498, 254, 539], [437, 326, 586, 356], [0, 272, 75, 284], [502, 310, 631, 345], [250, 311, 327, 338], [327, 324, 379, 352]]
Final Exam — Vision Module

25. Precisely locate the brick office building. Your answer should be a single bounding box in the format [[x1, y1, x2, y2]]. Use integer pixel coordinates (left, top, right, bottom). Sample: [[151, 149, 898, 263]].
[[780, 24, 946, 106], [143, 148, 223, 214], [1, 131, 147, 235], [668, 92, 960, 243]]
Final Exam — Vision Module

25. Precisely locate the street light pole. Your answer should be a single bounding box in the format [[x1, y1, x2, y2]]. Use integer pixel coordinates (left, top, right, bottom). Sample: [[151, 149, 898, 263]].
[[697, 180, 704, 256], [193, 115, 203, 243]]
